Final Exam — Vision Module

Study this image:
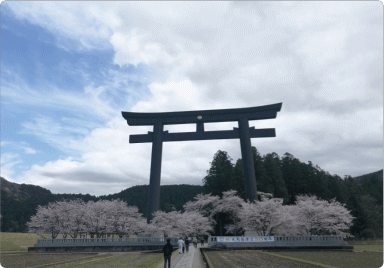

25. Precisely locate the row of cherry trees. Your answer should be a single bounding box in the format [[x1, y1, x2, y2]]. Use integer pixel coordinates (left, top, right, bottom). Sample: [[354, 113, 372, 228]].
[[27, 199, 146, 239], [183, 190, 354, 238], [27, 199, 213, 239], [27, 191, 354, 239]]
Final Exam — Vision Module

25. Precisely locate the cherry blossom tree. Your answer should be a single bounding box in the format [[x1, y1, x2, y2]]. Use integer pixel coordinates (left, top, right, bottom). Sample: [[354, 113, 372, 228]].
[[183, 193, 221, 228], [27, 203, 62, 239], [236, 196, 296, 236], [82, 200, 147, 238], [27, 192, 354, 240], [27, 199, 146, 239], [150, 211, 184, 237], [66, 200, 88, 238], [82, 200, 110, 238], [50, 199, 87, 238], [184, 210, 214, 237], [149, 210, 213, 238], [290, 195, 354, 238], [211, 190, 244, 235], [105, 200, 146, 237], [272, 204, 305, 236], [184, 190, 277, 236], [184, 193, 219, 217]]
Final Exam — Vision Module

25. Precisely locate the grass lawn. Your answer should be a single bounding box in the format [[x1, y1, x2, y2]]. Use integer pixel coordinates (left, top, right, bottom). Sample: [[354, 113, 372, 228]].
[[0, 251, 171, 268], [353, 244, 383, 251], [204, 250, 321, 268], [1, 240, 25, 251], [204, 249, 384, 268], [0, 252, 105, 268], [273, 251, 383, 268], [67, 252, 164, 268], [347, 240, 383, 251], [1, 232, 43, 251], [0, 232, 174, 268], [0, 232, 139, 252], [347, 240, 383, 245]]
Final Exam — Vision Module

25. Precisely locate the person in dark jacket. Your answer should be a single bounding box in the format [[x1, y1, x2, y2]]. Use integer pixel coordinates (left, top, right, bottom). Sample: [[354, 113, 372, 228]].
[[193, 237, 197, 248], [185, 238, 190, 252], [162, 238, 173, 268]]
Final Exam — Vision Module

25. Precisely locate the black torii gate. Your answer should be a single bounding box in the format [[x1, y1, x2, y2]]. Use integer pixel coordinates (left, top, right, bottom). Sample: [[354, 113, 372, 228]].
[[122, 102, 282, 223]]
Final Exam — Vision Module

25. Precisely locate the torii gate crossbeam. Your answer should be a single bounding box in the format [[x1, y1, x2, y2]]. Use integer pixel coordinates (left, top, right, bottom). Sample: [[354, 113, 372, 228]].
[[122, 102, 282, 223]]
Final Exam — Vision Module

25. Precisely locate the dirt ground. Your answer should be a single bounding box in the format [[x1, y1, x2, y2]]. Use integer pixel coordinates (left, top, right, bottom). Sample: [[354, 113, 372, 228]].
[[205, 250, 322, 268]]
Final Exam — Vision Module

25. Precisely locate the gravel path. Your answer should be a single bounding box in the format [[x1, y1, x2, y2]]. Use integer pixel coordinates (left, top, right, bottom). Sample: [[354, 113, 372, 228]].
[[156, 244, 207, 268]]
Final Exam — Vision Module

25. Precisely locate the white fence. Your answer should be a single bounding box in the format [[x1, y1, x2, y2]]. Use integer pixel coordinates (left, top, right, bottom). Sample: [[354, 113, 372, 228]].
[[208, 235, 347, 247], [33, 235, 347, 249], [33, 237, 179, 248]]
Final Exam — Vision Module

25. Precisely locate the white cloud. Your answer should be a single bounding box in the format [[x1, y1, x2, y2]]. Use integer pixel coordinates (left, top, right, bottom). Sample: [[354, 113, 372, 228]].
[[23, 147, 37, 155], [4, 1, 382, 195], [295, 27, 348, 71], [0, 153, 22, 181], [1, 153, 19, 165], [20, 116, 241, 196], [2, 69, 116, 122], [1, 141, 10, 147], [3, 2, 113, 51]]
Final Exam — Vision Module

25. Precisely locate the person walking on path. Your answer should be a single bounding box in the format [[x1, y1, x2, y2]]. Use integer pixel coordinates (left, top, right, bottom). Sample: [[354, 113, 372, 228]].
[[162, 238, 173, 268], [185, 238, 190, 252], [178, 237, 184, 253], [182, 238, 186, 253], [193, 237, 197, 248], [200, 237, 204, 246]]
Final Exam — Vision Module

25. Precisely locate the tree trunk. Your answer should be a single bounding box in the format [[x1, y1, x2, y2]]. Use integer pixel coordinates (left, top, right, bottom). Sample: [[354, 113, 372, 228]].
[[220, 219, 223, 236]]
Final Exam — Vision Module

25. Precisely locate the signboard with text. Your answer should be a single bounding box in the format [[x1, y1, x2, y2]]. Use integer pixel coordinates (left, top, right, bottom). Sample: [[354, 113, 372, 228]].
[[216, 236, 274, 243]]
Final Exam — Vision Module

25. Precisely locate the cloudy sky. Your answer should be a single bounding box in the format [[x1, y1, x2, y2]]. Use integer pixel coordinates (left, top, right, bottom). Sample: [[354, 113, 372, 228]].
[[1, 2, 382, 197]]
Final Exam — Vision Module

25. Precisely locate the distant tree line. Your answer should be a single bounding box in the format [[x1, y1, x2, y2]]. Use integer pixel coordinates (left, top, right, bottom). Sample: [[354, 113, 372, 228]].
[[27, 199, 213, 239], [184, 190, 354, 238], [1, 185, 203, 233], [203, 148, 383, 239], [2, 147, 382, 239], [27, 190, 354, 240]]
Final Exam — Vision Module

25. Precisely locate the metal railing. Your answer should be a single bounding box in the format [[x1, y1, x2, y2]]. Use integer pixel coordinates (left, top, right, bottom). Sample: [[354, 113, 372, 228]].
[[208, 235, 346, 247], [34, 237, 179, 247]]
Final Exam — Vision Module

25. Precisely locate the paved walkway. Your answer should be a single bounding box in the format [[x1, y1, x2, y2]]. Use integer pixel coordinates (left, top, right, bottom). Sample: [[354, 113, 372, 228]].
[[156, 244, 207, 268]]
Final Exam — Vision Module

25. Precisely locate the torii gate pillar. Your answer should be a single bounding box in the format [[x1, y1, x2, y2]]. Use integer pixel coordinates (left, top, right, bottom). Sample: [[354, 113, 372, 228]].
[[147, 122, 163, 221], [238, 117, 257, 203], [122, 103, 282, 223]]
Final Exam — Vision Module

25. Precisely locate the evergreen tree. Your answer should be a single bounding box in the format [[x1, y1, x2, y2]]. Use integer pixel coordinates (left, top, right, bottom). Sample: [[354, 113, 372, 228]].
[[231, 159, 246, 200], [303, 161, 331, 200], [251, 147, 273, 196], [281, 153, 305, 204], [343, 176, 367, 238], [360, 194, 383, 239], [361, 175, 383, 204], [359, 175, 383, 238], [263, 152, 289, 203], [203, 150, 234, 197], [327, 173, 348, 204]]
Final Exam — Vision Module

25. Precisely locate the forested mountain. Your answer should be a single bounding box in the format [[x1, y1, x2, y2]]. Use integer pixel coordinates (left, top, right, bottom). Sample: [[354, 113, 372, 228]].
[[353, 169, 383, 185], [1, 148, 382, 238], [1, 178, 57, 232], [100, 184, 204, 217], [0, 177, 202, 232]]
